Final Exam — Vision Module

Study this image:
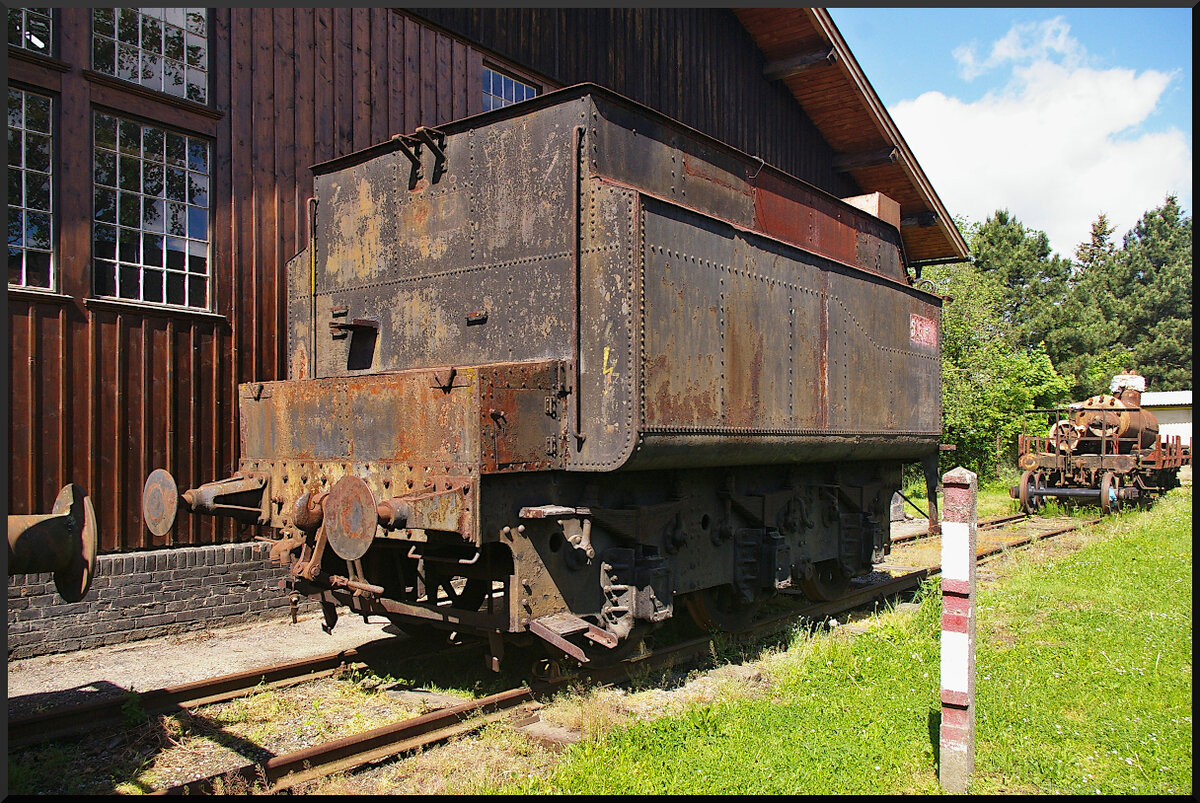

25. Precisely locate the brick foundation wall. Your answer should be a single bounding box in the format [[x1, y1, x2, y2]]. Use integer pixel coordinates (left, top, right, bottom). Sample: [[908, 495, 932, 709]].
[[7, 542, 318, 660]]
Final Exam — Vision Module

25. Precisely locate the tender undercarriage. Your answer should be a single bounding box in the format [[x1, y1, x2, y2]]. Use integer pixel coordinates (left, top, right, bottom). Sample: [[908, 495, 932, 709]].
[[277, 463, 898, 669]]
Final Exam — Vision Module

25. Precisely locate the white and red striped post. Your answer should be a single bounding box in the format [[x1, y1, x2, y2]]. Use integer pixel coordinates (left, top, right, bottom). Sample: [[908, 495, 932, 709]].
[[939, 466, 977, 793]]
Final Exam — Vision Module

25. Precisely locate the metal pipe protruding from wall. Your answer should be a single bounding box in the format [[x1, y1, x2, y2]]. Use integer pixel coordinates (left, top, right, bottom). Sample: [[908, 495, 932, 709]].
[[8, 483, 99, 603]]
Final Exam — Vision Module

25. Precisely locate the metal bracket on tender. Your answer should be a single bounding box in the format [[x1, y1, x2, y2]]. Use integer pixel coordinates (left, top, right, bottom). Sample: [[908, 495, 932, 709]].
[[519, 505, 587, 519], [182, 472, 272, 524], [145, 469, 271, 532], [600, 546, 673, 638], [519, 505, 596, 566], [733, 528, 790, 603], [328, 318, 378, 339], [414, 126, 447, 179], [391, 133, 423, 180], [390, 125, 447, 184], [528, 612, 619, 663]]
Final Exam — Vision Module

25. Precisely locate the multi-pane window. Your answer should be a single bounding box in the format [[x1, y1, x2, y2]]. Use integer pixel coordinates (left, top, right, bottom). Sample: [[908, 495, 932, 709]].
[[482, 66, 537, 111], [8, 88, 54, 290], [92, 112, 210, 309], [7, 8, 52, 55], [91, 8, 209, 104]]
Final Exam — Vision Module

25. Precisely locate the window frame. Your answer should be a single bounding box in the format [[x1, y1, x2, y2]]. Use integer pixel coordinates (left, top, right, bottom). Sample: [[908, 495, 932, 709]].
[[481, 63, 540, 112], [7, 7, 55, 57], [8, 84, 59, 293], [88, 8, 212, 108], [89, 107, 214, 312]]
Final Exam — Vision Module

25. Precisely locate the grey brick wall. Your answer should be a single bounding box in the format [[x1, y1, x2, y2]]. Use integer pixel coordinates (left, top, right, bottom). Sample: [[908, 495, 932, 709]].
[[7, 542, 319, 660]]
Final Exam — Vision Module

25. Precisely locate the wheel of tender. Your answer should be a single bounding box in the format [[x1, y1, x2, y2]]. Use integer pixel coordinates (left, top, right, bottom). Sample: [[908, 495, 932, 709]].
[[797, 560, 852, 602], [684, 585, 763, 633]]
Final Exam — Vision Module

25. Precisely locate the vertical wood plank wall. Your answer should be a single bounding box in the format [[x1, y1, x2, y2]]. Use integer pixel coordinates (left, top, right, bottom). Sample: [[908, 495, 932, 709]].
[[8, 8, 481, 551], [9, 8, 858, 554]]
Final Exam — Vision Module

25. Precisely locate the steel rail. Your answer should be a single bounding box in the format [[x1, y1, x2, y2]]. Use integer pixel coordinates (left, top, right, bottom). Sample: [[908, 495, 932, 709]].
[[156, 684, 547, 795], [7, 637, 477, 749], [153, 635, 728, 794], [889, 512, 1027, 545], [6, 646, 381, 749], [764, 514, 1096, 638]]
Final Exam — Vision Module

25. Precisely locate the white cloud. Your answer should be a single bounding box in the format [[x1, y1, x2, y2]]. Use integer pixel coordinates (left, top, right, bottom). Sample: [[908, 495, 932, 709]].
[[895, 18, 1191, 258], [953, 17, 1085, 81]]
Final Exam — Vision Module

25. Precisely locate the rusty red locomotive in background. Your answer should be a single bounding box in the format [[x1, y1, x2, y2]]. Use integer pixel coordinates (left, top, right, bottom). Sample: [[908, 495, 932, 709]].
[[142, 85, 945, 668], [1012, 373, 1190, 515]]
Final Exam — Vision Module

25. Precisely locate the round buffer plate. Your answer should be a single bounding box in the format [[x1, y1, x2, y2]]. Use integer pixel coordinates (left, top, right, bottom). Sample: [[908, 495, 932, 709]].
[[50, 483, 98, 603], [142, 469, 179, 538], [325, 475, 377, 561]]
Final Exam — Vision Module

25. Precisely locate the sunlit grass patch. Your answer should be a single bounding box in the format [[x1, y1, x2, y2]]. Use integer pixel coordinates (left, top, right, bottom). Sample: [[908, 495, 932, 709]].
[[972, 488, 1191, 795], [503, 487, 1190, 795]]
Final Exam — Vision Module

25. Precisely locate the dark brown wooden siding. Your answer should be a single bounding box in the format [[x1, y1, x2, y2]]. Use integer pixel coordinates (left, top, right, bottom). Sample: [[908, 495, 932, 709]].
[[8, 8, 484, 552], [408, 7, 861, 198], [9, 7, 859, 554]]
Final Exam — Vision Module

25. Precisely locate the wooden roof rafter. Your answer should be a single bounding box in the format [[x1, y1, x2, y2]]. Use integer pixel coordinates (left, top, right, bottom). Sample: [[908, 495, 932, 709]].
[[733, 7, 969, 265]]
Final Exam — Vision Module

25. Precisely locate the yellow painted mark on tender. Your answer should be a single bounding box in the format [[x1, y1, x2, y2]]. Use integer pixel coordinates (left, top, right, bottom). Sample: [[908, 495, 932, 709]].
[[603, 346, 617, 390]]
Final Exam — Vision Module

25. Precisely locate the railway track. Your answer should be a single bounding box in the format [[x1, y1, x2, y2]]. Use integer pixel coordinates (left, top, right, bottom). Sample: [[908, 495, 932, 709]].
[[10, 510, 1101, 794], [888, 511, 1028, 545]]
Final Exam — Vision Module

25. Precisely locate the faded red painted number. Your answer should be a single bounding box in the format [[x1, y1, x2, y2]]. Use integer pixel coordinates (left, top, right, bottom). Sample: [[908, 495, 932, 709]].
[[910, 314, 937, 348]]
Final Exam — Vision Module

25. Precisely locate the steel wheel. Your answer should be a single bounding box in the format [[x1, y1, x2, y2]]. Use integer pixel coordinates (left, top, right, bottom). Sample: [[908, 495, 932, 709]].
[[1018, 470, 1046, 515], [684, 585, 763, 633], [1100, 471, 1121, 514], [1050, 420, 1080, 453], [798, 560, 852, 602]]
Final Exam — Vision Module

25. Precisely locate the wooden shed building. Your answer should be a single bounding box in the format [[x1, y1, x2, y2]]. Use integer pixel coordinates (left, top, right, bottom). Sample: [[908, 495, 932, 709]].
[[6, 7, 967, 656]]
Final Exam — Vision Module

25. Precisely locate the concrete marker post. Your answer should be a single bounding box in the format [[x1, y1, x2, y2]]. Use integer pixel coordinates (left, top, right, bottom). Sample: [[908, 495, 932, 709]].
[[938, 466, 976, 793]]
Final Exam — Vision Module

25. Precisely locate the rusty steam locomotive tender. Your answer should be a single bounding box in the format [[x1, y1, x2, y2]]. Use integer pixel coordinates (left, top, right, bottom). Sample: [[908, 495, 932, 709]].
[[1012, 374, 1190, 515], [142, 85, 945, 668]]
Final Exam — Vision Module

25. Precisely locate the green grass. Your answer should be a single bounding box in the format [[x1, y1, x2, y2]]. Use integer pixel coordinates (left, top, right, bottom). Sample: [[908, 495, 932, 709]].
[[500, 487, 1192, 795], [970, 489, 1192, 794], [903, 474, 1022, 519]]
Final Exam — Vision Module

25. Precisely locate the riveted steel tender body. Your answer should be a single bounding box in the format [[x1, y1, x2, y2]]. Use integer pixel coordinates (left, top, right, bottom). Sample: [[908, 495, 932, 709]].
[[143, 85, 945, 668]]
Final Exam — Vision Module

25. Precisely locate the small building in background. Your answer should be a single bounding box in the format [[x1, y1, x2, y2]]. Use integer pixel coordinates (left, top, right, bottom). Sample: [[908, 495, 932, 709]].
[[1141, 390, 1192, 447]]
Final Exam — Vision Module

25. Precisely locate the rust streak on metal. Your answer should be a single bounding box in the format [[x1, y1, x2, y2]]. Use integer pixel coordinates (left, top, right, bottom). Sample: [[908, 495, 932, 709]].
[[817, 268, 829, 429], [591, 174, 920, 292], [681, 152, 755, 197]]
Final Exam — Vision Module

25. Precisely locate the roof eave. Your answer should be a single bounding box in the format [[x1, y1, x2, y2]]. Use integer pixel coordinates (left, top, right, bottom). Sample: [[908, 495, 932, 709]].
[[809, 9, 969, 263], [735, 8, 970, 264]]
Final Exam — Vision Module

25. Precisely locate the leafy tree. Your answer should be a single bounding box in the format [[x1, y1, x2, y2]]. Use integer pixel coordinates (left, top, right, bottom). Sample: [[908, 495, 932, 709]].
[[924, 260, 1071, 478], [969, 210, 1073, 348], [1041, 215, 1129, 398], [1109, 196, 1192, 390], [919, 197, 1189, 481], [1059, 196, 1192, 394], [969, 199, 1192, 399]]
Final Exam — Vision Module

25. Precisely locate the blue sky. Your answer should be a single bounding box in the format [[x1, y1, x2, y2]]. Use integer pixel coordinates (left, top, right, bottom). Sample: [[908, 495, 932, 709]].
[[828, 8, 1192, 258]]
